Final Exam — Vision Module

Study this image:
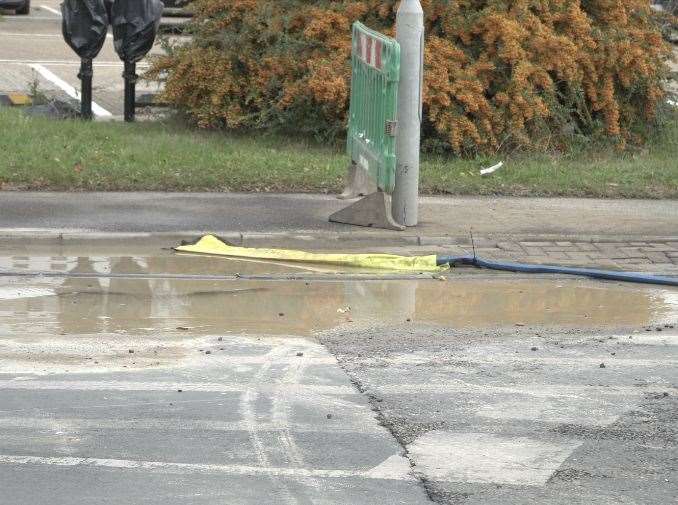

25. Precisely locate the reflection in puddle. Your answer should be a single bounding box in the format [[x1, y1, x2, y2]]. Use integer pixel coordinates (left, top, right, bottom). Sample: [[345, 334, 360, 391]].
[[0, 254, 676, 336], [0, 253, 371, 277]]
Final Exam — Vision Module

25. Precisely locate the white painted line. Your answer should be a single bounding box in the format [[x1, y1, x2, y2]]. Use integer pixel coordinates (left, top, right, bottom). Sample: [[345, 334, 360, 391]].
[[366, 354, 678, 368], [0, 347, 337, 365], [0, 416, 388, 435], [0, 287, 55, 300], [408, 431, 581, 486], [0, 454, 414, 481], [28, 63, 112, 117], [376, 382, 678, 397], [39, 4, 61, 15], [0, 380, 356, 395], [621, 333, 678, 346], [0, 32, 62, 37], [1, 379, 673, 397], [0, 15, 64, 21], [474, 396, 629, 426]]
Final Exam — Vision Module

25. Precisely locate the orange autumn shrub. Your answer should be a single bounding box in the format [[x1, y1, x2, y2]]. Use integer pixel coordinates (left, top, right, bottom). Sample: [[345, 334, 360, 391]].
[[149, 0, 673, 154]]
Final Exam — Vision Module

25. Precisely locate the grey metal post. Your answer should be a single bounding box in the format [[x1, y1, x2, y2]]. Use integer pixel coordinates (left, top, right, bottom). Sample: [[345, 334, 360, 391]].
[[392, 0, 424, 227]]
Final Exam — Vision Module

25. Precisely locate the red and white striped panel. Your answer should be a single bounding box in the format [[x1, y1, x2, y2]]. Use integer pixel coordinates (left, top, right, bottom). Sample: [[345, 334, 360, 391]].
[[356, 32, 383, 70]]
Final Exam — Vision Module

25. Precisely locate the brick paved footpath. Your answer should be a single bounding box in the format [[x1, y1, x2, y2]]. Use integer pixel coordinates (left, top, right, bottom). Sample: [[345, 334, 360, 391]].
[[482, 240, 678, 272], [392, 239, 678, 275]]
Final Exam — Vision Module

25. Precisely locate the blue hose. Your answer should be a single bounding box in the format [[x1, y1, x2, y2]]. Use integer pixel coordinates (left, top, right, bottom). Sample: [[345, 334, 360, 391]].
[[436, 255, 678, 287]]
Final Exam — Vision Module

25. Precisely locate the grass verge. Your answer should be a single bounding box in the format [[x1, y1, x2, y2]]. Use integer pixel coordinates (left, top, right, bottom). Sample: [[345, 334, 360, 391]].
[[1, 107, 676, 198]]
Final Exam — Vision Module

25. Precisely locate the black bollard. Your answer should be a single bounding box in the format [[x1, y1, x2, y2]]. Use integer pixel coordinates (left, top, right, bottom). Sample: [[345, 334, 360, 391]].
[[111, 0, 163, 124], [123, 60, 137, 122], [61, 0, 109, 119], [78, 59, 94, 120]]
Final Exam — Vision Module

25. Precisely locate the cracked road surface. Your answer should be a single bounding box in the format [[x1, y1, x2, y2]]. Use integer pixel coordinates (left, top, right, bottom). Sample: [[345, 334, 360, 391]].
[[0, 242, 676, 503], [320, 326, 678, 504]]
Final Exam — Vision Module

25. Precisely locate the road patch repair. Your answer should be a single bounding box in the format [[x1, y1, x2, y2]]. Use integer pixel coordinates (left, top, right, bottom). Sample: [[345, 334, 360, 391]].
[[0, 237, 676, 504]]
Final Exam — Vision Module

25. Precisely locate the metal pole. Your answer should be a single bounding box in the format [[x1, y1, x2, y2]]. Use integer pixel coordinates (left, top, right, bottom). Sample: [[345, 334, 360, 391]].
[[392, 0, 424, 227], [123, 60, 137, 122], [78, 59, 93, 120]]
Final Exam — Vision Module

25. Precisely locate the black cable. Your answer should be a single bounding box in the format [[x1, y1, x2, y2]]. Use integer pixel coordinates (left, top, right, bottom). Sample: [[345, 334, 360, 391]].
[[437, 255, 678, 287]]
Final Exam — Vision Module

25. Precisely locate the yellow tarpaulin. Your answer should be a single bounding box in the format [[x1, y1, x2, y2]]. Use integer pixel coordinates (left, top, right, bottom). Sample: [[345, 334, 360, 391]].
[[175, 235, 447, 272]]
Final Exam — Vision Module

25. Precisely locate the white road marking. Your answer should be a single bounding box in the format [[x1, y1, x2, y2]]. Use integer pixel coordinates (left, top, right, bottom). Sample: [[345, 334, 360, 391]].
[[0, 287, 55, 300], [28, 64, 112, 117], [0, 337, 337, 365], [408, 431, 581, 486], [0, 379, 356, 395], [475, 396, 632, 426], [0, 454, 414, 481], [375, 382, 678, 397], [1, 380, 674, 397], [623, 333, 678, 346], [0, 398, 235, 414], [0, 416, 388, 435], [39, 4, 61, 16], [364, 455, 413, 480], [0, 15, 63, 21], [365, 354, 677, 368], [0, 32, 62, 37]]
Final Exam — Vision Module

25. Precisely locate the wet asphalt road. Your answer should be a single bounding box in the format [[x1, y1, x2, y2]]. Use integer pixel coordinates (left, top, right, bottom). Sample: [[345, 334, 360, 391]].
[[0, 242, 676, 504], [1, 4, 676, 503]]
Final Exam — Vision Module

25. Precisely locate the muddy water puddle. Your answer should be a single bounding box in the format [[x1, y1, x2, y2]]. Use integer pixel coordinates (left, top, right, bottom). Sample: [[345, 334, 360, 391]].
[[0, 255, 676, 336], [0, 252, 350, 277]]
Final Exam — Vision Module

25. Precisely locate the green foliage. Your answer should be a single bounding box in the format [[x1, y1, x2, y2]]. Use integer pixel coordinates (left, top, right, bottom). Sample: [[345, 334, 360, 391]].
[[149, 0, 673, 154], [1, 108, 676, 197]]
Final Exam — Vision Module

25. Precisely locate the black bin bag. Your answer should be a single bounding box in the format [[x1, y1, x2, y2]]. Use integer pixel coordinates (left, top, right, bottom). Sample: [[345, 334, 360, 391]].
[[61, 0, 109, 60], [111, 0, 163, 63]]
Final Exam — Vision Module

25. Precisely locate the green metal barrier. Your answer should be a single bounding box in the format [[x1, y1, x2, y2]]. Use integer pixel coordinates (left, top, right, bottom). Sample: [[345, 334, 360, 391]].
[[347, 22, 400, 194]]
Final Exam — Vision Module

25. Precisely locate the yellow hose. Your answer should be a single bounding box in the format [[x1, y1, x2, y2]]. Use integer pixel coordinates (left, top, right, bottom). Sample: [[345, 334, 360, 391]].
[[175, 235, 446, 272]]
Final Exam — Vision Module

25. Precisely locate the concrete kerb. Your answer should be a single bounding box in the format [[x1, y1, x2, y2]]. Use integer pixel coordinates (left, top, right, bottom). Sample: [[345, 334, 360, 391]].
[[418, 235, 678, 247], [0, 229, 676, 250]]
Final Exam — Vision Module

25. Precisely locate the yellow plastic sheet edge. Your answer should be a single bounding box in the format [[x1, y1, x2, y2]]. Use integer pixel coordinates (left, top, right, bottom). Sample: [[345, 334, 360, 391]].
[[175, 235, 447, 272]]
